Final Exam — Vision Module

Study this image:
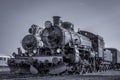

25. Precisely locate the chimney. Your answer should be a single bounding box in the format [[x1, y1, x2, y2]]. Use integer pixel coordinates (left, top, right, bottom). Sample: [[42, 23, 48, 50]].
[[53, 16, 61, 26], [18, 48, 22, 54]]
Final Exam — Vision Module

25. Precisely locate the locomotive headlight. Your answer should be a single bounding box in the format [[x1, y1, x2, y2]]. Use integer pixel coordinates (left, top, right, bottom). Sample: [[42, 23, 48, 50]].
[[56, 48, 61, 53], [45, 21, 52, 28]]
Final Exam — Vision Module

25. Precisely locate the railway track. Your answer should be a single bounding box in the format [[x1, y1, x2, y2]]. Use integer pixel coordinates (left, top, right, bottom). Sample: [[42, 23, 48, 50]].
[[1, 71, 120, 80], [0, 72, 49, 79], [1, 74, 120, 80]]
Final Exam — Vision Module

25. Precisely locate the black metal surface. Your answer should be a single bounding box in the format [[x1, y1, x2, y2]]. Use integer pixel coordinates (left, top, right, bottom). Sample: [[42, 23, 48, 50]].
[[22, 35, 37, 51]]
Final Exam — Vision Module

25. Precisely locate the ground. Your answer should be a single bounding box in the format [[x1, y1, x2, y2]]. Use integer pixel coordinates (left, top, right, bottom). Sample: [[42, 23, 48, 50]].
[[1, 70, 120, 80]]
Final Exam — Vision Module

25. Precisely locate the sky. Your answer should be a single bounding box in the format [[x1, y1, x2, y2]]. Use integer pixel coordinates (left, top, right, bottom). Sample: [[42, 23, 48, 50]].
[[0, 0, 120, 55]]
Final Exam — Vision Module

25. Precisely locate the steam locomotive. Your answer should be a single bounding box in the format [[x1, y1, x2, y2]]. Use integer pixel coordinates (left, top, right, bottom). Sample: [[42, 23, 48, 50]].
[[7, 16, 120, 75]]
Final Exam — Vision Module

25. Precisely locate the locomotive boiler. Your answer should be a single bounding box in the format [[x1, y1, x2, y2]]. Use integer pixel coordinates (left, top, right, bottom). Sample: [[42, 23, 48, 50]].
[[41, 16, 92, 49]]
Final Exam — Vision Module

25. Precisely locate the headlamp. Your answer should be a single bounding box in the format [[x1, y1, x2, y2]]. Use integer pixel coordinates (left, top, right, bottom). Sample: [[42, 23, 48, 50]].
[[45, 21, 52, 28]]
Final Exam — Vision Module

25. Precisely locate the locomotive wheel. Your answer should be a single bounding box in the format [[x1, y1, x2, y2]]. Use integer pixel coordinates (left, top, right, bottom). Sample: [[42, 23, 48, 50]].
[[66, 64, 81, 75]]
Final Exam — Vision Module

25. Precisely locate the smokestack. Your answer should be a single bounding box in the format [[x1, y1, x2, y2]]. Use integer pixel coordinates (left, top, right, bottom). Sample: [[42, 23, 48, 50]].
[[53, 16, 61, 26], [18, 48, 22, 54]]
